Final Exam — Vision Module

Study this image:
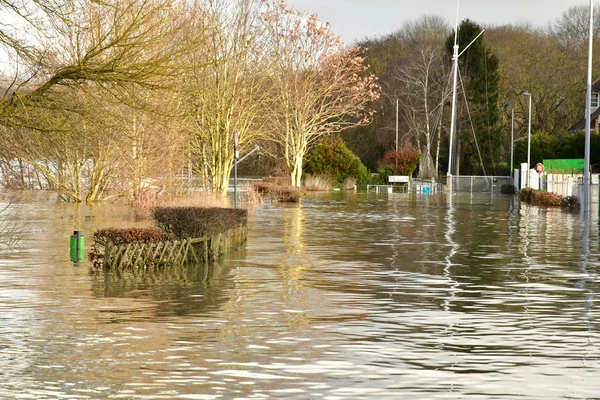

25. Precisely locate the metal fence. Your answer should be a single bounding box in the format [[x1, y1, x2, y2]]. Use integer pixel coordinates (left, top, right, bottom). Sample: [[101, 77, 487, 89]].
[[439, 175, 511, 193]]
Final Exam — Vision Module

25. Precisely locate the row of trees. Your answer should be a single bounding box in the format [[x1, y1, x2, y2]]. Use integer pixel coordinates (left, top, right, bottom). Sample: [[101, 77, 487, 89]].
[[3, 1, 599, 202], [344, 5, 600, 177], [0, 0, 378, 202]]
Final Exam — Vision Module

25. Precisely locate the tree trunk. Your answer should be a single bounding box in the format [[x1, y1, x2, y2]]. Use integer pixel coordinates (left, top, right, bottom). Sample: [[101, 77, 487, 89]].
[[290, 152, 303, 187], [435, 115, 443, 177]]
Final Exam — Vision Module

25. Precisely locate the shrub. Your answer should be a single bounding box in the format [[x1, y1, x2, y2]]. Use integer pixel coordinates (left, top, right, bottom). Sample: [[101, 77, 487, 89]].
[[561, 196, 580, 211], [152, 207, 248, 239], [271, 186, 301, 202], [501, 184, 516, 194], [340, 177, 357, 191], [304, 136, 370, 185], [88, 227, 173, 267], [242, 183, 263, 208], [519, 188, 562, 207], [519, 187, 534, 203], [383, 147, 422, 175], [376, 165, 396, 185], [377, 146, 422, 183], [254, 182, 302, 202], [254, 182, 279, 194], [303, 174, 335, 191]]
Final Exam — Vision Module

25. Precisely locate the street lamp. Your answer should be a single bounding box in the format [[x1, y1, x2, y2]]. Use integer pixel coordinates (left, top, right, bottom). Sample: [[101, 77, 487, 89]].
[[583, 0, 593, 213], [503, 103, 514, 185], [520, 90, 532, 187]]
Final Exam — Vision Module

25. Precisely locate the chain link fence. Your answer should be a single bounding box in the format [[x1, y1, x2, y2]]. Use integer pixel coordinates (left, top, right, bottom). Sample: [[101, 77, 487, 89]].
[[438, 175, 511, 193]]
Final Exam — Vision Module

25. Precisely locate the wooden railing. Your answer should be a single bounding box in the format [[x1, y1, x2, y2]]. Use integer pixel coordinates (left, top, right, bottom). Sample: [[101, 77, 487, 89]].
[[103, 237, 209, 269]]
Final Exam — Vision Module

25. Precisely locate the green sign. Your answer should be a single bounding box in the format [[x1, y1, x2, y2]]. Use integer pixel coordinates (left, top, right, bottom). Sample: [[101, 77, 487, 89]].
[[542, 159, 585, 174]]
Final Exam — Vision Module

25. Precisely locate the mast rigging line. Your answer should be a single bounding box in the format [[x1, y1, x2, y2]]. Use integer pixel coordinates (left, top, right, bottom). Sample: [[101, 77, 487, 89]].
[[457, 65, 487, 177]]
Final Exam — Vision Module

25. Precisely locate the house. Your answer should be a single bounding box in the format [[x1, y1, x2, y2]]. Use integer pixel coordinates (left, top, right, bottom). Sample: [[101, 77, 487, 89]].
[[568, 77, 600, 131]]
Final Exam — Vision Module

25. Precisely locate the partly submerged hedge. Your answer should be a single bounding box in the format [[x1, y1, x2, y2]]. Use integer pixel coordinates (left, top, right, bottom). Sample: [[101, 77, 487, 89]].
[[152, 207, 248, 239], [519, 188, 563, 207], [88, 227, 174, 267], [89, 208, 248, 268], [254, 182, 302, 203]]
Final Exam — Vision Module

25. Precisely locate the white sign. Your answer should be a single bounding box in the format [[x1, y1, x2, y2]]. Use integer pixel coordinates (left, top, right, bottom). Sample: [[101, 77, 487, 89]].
[[389, 175, 409, 183]]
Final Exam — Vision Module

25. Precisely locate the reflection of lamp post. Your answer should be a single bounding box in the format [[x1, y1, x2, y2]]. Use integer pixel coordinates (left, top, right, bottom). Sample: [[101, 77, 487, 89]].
[[520, 90, 532, 187], [503, 103, 515, 185]]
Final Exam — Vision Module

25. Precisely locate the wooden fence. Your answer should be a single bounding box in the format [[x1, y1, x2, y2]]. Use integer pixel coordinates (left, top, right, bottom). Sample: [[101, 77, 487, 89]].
[[103, 237, 209, 269]]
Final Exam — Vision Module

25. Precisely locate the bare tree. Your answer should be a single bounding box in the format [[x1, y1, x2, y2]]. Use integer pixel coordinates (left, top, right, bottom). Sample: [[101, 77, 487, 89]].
[[384, 16, 451, 178], [549, 4, 600, 46], [182, 0, 273, 196], [0, 0, 202, 202], [262, 0, 379, 187]]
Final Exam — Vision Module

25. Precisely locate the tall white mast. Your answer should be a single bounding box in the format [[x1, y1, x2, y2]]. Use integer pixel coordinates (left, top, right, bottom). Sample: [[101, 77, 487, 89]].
[[447, 0, 460, 190]]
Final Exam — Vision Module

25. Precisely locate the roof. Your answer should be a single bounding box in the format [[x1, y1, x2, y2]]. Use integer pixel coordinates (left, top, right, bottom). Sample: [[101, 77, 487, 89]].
[[568, 107, 600, 131]]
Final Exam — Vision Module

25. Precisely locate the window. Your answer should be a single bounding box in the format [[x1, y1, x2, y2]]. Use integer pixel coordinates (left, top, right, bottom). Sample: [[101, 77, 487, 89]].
[[592, 93, 599, 109]]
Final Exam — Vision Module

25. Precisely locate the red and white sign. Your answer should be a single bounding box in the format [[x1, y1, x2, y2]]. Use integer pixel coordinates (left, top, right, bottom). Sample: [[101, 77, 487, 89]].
[[233, 129, 239, 150], [535, 163, 545, 174]]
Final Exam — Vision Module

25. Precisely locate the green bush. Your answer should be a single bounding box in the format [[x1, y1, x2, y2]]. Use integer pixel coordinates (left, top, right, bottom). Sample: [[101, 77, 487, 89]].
[[304, 136, 370, 185], [376, 165, 396, 184], [152, 207, 247, 239]]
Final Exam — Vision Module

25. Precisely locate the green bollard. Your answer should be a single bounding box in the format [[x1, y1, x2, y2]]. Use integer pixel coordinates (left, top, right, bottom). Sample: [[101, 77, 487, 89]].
[[70, 230, 85, 262]]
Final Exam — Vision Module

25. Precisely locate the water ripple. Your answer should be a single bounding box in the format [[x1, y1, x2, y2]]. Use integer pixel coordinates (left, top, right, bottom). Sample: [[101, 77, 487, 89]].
[[1, 194, 599, 398]]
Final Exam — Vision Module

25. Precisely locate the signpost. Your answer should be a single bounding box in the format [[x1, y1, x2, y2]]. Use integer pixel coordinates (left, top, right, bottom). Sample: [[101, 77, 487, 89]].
[[535, 163, 544, 191], [535, 163, 544, 174], [388, 175, 410, 183], [233, 129, 239, 209]]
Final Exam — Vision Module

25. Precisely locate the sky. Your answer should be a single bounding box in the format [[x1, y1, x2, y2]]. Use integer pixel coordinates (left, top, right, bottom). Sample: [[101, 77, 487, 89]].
[[286, 0, 591, 44]]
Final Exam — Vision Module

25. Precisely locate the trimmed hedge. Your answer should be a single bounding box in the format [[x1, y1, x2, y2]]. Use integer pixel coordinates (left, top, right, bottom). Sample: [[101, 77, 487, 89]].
[[88, 227, 174, 267], [152, 207, 248, 239]]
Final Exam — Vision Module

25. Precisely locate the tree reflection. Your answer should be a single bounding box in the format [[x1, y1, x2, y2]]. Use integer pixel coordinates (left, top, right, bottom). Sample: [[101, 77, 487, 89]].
[[280, 204, 309, 284]]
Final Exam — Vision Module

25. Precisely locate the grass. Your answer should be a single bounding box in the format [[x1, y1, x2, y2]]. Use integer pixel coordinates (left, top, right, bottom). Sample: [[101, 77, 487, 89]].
[[303, 174, 334, 191]]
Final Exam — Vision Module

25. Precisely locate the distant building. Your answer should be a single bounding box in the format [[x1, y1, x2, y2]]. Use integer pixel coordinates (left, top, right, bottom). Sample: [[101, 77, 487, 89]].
[[568, 78, 600, 132]]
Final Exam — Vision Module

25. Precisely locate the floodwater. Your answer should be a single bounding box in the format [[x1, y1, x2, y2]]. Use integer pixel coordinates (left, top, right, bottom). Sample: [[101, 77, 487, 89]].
[[0, 192, 599, 399]]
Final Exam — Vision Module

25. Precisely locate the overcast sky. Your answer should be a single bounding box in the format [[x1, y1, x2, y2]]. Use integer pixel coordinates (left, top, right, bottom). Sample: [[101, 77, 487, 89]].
[[286, 0, 591, 44]]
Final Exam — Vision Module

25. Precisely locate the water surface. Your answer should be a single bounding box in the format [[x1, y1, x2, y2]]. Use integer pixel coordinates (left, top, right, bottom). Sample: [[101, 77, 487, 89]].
[[0, 192, 598, 399]]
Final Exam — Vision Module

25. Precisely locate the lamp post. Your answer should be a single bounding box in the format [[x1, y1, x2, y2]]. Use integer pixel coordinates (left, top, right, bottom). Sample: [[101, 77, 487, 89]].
[[395, 98, 399, 154], [519, 90, 532, 187], [503, 103, 515, 185], [395, 98, 399, 171], [583, 0, 593, 213]]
